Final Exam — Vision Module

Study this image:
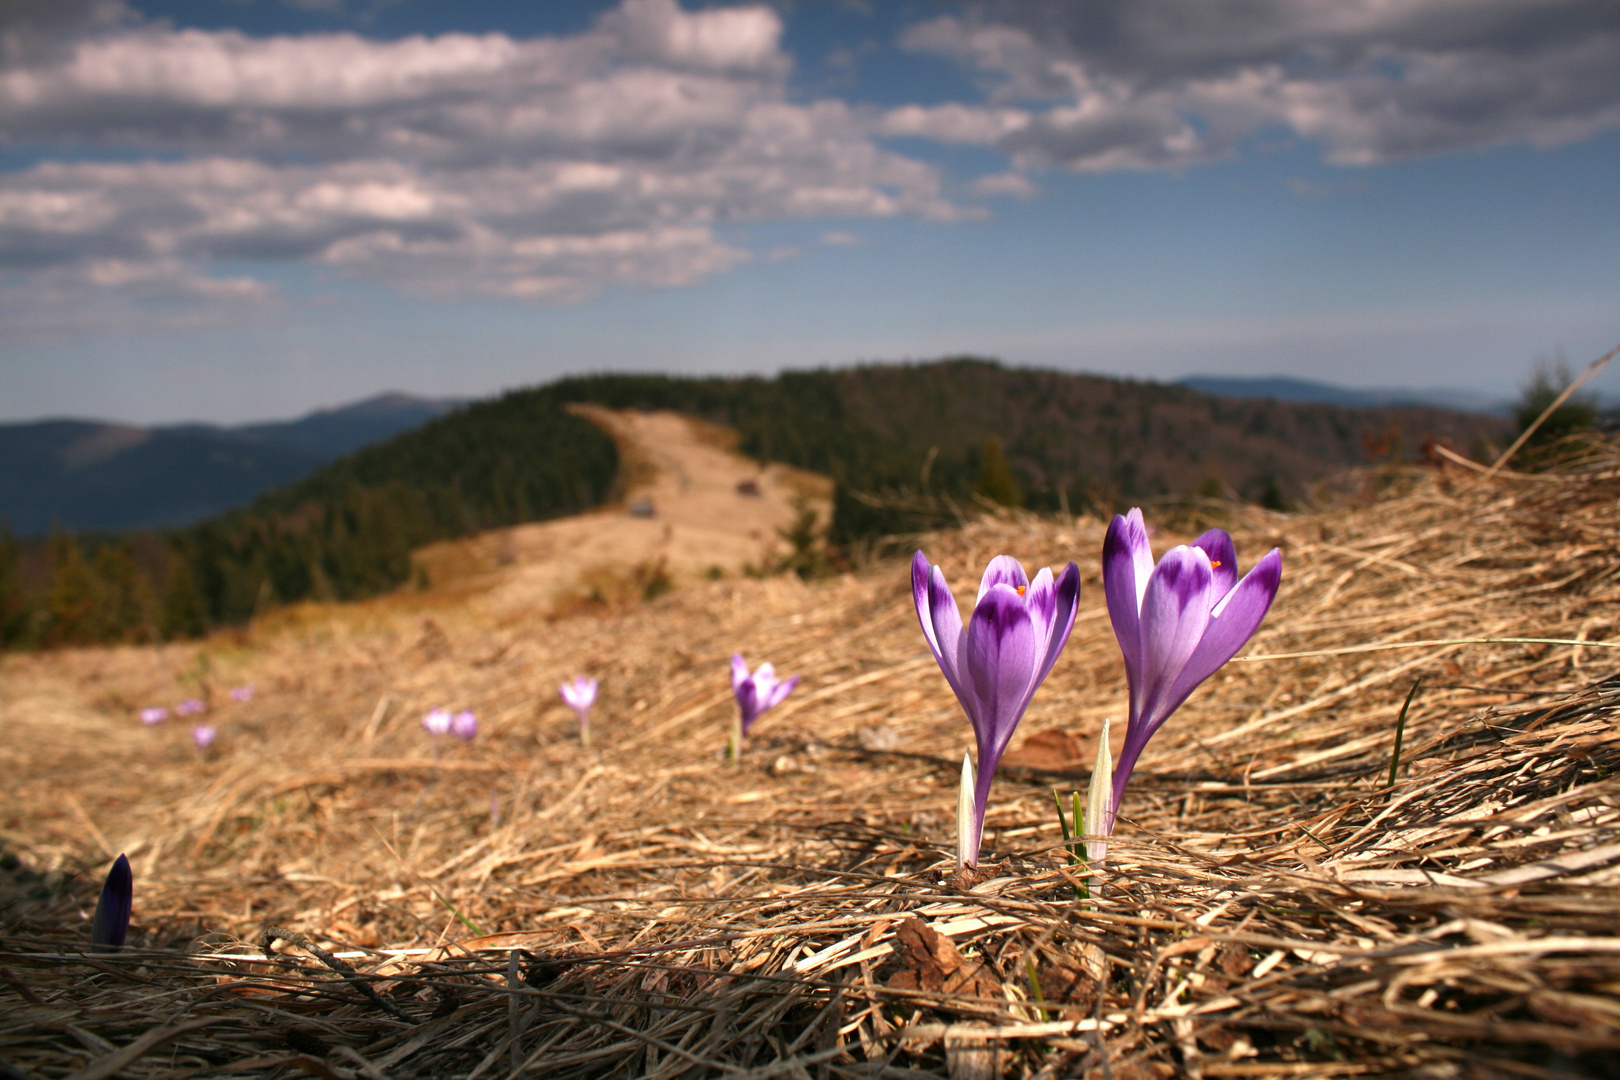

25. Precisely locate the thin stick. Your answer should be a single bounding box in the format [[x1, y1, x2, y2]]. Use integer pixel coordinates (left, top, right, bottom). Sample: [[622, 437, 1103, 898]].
[[1482, 342, 1617, 480], [1387, 678, 1422, 787], [1234, 636, 1620, 662]]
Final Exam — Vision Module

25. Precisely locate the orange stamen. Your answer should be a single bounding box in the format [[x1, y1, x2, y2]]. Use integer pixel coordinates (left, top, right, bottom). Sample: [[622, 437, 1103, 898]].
[[1016, 585, 1026, 596], [1211, 560, 1223, 568]]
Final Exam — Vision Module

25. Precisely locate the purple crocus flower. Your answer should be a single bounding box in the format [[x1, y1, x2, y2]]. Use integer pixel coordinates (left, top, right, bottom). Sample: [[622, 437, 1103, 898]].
[[90, 853, 132, 951], [176, 698, 206, 716], [560, 677, 598, 747], [139, 707, 168, 725], [192, 724, 216, 750], [229, 683, 255, 702], [1103, 508, 1282, 830], [913, 551, 1081, 867], [449, 709, 478, 741], [421, 708, 452, 736], [729, 654, 798, 761]]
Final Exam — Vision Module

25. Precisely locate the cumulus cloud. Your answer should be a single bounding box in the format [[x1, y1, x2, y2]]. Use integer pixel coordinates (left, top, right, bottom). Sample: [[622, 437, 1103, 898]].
[[899, 0, 1620, 171], [0, 0, 962, 326], [969, 171, 1037, 199]]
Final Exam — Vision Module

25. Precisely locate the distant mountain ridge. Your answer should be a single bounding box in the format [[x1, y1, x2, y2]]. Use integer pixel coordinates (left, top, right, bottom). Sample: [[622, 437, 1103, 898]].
[[1179, 375, 1508, 415], [0, 394, 462, 535], [1, 359, 1514, 650]]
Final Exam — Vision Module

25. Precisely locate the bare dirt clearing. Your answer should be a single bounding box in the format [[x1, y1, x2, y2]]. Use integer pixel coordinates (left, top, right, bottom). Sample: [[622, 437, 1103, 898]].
[[2, 435, 1619, 1078], [413, 406, 831, 618]]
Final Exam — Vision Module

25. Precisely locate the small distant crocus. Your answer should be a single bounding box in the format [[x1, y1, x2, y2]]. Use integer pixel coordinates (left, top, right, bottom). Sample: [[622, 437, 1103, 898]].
[[560, 677, 598, 747], [449, 709, 478, 741], [914, 552, 1081, 868], [729, 654, 798, 763], [90, 853, 132, 951], [229, 683, 254, 702], [176, 698, 206, 716], [139, 707, 168, 725], [191, 724, 216, 751], [422, 708, 452, 736], [1103, 508, 1282, 834]]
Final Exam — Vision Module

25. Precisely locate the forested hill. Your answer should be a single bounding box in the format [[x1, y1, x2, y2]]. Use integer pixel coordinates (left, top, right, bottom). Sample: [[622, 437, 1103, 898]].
[[1, 359, 1506, 647], [544, 359, 1505, 538]]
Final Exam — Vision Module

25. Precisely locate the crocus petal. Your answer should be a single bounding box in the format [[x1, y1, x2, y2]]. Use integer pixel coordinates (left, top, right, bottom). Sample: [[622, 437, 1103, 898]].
[[975, 554, 1029, 606], [91, 854, 132, 950], [1033, 562, 1082, 690], [1191, 529, 1239, 600], [1103, 510, 1153, 685], [730, 654, 750, 693], [1024, 566, 1057, 650], [763, 674, 799, 712], [912, 552, 942, 659], [1132, 546, 1215, 734], [1161, 547, 1283, 718], [735, 684, 760, 731], [927, 565, 969, 697], [963, 584, 1039, 779]]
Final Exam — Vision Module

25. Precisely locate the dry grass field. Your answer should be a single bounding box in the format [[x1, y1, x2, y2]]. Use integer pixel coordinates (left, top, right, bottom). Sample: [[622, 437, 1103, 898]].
[[2, 424, 1619, 1079]]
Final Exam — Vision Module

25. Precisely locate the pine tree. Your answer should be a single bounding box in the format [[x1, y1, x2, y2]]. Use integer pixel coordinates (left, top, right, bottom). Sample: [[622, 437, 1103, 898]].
[[0, 527, 28, 648], [974, 436, 1023, 508], [158, 553, 208, 640], [45, 531, 102, 646]]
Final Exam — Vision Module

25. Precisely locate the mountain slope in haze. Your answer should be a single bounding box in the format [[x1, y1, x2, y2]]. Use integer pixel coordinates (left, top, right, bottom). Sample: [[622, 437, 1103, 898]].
[[1179, 375, 1507, 414], [0, 394, 462, 535]]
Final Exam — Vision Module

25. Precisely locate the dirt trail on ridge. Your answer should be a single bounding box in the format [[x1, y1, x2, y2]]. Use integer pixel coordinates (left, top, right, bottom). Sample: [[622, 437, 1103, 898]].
[[413, 406, 832, 618]]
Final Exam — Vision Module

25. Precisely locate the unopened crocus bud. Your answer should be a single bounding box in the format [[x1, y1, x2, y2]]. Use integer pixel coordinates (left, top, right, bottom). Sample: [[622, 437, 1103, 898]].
[[139, 707, 168, 725], [229, 683, 254, 702], [192, 724, 217, 751], [422, 708, 451, 736], [90, 854, 132, 951], [1085, 719, 1112, 865], [956, 752, 976, 869], [176, 698, 206, 716], [449, 710, 478, 741]]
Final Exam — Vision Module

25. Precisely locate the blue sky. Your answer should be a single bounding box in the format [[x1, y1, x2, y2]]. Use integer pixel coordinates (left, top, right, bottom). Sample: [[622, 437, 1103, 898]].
[[1, 0, 1616, 424]]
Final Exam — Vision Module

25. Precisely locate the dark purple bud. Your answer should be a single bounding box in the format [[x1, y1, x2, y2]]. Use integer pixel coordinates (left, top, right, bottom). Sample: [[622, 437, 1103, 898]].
[[91, 853, 132, 951]]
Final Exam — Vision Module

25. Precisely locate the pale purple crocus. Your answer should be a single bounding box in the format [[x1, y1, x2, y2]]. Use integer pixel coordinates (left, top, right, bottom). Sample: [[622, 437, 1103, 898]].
[[913, 551, 1081, 867], [176, 698, 206, 716], [229, 683, 255, 703], [449, 709, 478, 741], [139, 707, 168, 725], [1103, 508, 1282, 832], [90, 853, 132, 951], [560, 677, 598, 748], [422, 708, 452, 736], [729, 654, 798, 762], [191, 724, 216, 750]]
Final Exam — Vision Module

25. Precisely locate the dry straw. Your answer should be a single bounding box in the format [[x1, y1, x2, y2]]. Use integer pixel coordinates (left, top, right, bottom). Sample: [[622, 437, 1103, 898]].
[[3, 434, 1619, 1077]]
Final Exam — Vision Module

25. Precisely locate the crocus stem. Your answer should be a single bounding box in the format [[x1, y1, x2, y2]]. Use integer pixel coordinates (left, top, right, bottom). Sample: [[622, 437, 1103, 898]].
[[580, 719, 591, 750], [728, 716, 742, 766], [956, 752, 976, 868]]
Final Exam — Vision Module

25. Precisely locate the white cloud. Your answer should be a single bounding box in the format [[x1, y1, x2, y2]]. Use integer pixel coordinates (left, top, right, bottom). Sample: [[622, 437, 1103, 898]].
[[820, 230, 861, 246], [901, 1, 1620, 171], [0, 0, 964, 330], [969, 171, 1037, 199]]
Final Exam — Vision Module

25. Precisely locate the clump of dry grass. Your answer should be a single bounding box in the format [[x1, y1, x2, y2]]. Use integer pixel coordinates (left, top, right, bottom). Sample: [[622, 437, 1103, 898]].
[[3, 446, 1619, 1078]]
